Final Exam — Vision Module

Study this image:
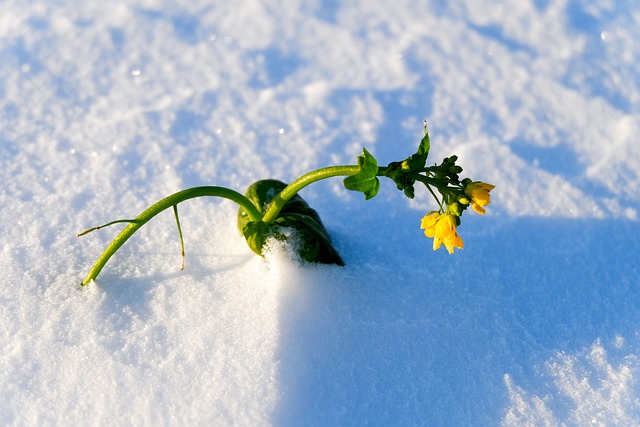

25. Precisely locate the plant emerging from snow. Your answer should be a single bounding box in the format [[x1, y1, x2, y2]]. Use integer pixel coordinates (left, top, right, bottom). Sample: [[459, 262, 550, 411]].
[[79, 122, 494, 285]]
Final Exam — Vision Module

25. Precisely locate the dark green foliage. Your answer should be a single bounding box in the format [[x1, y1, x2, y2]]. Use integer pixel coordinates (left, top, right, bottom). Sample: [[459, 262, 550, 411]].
[[383, 126, 431, 199], [237, 179, 344, 265]]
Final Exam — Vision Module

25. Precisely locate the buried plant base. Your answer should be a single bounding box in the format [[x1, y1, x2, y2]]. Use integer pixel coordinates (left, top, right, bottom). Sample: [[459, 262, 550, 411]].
[[78, 122, 494, 285], [238, 179, 344, 266]]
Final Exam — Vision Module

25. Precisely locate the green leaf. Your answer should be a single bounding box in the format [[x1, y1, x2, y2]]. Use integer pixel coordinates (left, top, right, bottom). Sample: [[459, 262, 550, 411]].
[[343, 148, 380, 200], [409, 122, 431, 169], [383, 123, 431, 199], [238, 220, 270, 257], [237, 179, 344, 265]]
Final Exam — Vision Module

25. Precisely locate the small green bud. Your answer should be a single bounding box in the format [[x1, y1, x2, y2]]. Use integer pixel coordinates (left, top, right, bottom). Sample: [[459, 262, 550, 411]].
[[448, 202, 463, 217], [404, 187, 415, 199]]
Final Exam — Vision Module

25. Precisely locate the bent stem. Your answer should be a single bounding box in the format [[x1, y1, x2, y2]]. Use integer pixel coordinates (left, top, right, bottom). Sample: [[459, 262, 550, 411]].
[[262, 165, 390, 223], [80, 186, 261, 286]]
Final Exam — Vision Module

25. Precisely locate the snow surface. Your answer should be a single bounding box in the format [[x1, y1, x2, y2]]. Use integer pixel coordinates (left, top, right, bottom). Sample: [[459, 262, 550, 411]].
[[1, 0, 640, 425]]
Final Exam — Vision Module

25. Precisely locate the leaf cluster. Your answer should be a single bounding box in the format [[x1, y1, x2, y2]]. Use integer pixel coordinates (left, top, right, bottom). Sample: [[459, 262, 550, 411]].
[[381, 125, 430, 199]]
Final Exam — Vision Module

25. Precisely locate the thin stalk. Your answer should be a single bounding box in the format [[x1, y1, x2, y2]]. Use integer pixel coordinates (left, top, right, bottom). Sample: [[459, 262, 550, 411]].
[[80, 186, 261, 286], [173, 205, 185, 270], [77, 219, 138, 237], [413, 175, 446, 208], [425, 183, 444, 212]]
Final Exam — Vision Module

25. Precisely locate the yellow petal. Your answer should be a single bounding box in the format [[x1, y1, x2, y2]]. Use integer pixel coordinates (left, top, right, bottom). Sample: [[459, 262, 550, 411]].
[[454, 233, 464, 249], [471, 202, 486, 215], [420, 212, 438, 229], [432, 237, 442, 251], [421, 212, 439, 238], [465, 181, 495, 213]]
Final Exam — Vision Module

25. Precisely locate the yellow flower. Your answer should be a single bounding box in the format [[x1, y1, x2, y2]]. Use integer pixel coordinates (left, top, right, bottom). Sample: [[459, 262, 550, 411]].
[[420, 211, 439, 236], [420, 212, 464, 254], [465, 181, 495, 215]]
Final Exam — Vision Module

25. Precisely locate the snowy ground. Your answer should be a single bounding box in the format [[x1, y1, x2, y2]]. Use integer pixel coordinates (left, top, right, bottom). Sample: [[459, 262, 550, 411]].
[[1, 0, 639, 425]]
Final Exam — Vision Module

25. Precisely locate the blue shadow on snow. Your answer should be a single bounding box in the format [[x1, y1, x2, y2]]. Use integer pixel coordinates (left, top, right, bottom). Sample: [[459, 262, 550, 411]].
[[270, 215, 640, 426]]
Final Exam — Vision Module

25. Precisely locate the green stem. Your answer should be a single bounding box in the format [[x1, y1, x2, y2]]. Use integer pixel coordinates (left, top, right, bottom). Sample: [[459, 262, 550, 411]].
[[260, 165, 397, 223], [261, 165, 361, 223], [413, 175, 445, 211], [80, 186, 261, 286]]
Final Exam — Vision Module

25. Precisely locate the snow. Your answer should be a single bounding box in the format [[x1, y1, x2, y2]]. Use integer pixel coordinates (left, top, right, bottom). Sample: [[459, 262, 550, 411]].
[[1, 0, 639, 425]]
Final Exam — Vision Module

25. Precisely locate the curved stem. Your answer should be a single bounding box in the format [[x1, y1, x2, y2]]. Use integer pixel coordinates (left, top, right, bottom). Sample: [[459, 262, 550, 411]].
[[260, 165, 395, 223], [81, 186, 261, 285], [261, 165, 360, 223]]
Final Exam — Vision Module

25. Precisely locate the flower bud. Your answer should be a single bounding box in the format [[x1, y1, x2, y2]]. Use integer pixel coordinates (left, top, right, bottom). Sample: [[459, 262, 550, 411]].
[[464, 181, 495, 215], [448, 202, 463, 217]]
